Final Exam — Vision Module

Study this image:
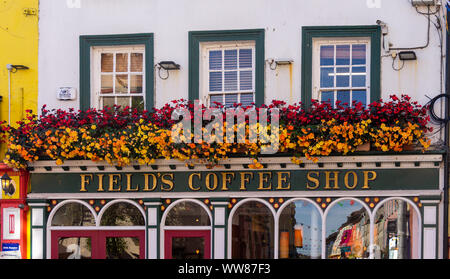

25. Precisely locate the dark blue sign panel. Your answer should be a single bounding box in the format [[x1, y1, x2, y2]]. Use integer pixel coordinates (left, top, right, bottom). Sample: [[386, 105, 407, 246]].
[[2, 243, 20, 251]]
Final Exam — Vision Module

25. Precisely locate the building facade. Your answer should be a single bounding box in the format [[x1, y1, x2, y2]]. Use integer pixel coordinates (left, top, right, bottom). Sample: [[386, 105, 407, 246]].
[[9, 0, 450, 259], [0, 0, 38, 259]]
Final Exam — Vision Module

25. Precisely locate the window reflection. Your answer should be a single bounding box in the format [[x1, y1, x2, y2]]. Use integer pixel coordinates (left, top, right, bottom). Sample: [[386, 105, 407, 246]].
[[373, 199, 419, 259], [165, 201, 211, 226], [106, 237, 140, 259], [232, 201, 274, 259], [100, 202, 144, 226], [52, 202, 95, 226], [58, 237, 92, 259], [279, 200, 322, 259], [326, 199, 370, 259]]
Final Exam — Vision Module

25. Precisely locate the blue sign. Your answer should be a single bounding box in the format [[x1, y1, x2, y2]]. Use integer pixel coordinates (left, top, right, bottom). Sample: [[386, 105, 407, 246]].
[[2, 243, 19, 251]]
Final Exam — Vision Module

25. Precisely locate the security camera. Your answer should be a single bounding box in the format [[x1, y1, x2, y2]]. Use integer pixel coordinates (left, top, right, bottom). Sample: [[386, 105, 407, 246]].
[[376, 20, 387, 26]]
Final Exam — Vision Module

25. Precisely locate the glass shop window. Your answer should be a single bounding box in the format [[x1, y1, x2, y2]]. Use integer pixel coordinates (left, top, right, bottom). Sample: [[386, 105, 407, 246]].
[[373, 199, 420, 259], [100, 202, 145, 226], [165, 201, 211, 226], [231, 201, 274, 259], [325, 199, 370, 259], [51, 202, 95, 226], [279, 200, 322, 259]]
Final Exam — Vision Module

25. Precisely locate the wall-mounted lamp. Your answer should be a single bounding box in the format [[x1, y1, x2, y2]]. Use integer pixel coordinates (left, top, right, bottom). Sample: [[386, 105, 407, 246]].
[[1, 173, 15, 196], [156, 61, 180, 80], [268, 58, 293, 70], [398, 51, 417, 61]]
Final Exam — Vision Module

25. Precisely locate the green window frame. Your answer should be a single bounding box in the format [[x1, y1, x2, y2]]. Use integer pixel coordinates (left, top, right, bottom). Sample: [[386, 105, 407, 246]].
[[188, 29, 265, 106], [301, 26, 381, 108], [79, 33, 154, 111]]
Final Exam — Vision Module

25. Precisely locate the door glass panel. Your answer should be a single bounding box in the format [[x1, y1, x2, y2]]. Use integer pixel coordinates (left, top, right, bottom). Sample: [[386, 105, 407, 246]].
[[106, 237, 140, 259], [58, 237, 92, 259], [172, 237, 205, 259]]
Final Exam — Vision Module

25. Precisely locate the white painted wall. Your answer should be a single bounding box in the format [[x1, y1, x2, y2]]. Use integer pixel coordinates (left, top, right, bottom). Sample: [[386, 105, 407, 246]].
[[38, 0, 446, 139]]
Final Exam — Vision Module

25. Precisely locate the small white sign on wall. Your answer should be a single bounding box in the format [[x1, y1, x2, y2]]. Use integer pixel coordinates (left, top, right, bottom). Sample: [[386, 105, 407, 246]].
[[3, 207, 21, 240], [56, 87, 77, 100]]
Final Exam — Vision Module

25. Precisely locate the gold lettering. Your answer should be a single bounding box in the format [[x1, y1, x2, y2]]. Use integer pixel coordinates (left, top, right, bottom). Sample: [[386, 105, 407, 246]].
[[161, 173, 174, 191], [80, 174, 93, 192], [125, 174, 139, 191], [363, 171, 377, 189], [188, 173, 201, 191], [97, 174, 105, 192], [306, 171, 320, 190], [325, 171, 340, 189], [205, 173, 218, 191], [240, 172, 253, 190], [276, 172, 291, 190], [221, 172, 235, 191], [258, 172, 272, 190], [344, 171, 357, 189], [143, 173, 157, 191], [108, 174, 122, 192]]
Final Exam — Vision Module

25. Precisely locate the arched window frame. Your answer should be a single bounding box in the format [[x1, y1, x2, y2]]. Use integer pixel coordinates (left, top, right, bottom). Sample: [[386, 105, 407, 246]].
[[227, 198, 276, 259], [160, 199, 213, 259]]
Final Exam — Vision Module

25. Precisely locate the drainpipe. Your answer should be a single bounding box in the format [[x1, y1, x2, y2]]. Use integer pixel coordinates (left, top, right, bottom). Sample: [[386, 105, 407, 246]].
[[6, 64, 13, 125], [444, 6, 450, 260]]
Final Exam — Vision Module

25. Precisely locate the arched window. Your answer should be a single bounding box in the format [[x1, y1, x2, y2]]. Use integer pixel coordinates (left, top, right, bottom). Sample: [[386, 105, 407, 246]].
[[165, 201, 211, 226], [325, 199, 370, 259], [100, 202, 145, 226], [373, 199, 420, 259], [279, 199, 322, 259], [51, 202, 95, 226], [231, 200, 274, 259]]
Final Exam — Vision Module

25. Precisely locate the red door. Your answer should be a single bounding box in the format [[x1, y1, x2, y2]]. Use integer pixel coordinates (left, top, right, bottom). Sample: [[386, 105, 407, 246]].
[[164, 230, 211, 259], [51, 230, 145, 259]]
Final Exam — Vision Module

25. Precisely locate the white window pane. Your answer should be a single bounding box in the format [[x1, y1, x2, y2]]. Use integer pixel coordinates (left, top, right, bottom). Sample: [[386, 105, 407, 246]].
[[115, 74, 128, 93], [209, 72, 222, 92], [116, 53, 128, 72], [101, 75, 113, 94], [352, 44, 366, 65], [210, 94, 223, 106], [209, 50, 222, 70], [240, 70, 253, 91], [224, 49, 237, 70], [321, 91, 334, 105], [239, 49, 252, 68], [320, 68, 334, 88], [337, 90, 350, 107], [240, 93, 254, 106], [336, 45, 350, 65], [132, 96, 144, 111], [103, 96, 115, 107], [320, 45, 334, 66], [225, 94, 238, 107], [117, 96, 130, 109], [131, 53, 143, 72], [130, 74, 143, 93], [224, 71, 238, 91], [352, 90, 367, 107], [336, 67, 350, 87], [101, 53, 114, 72]]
